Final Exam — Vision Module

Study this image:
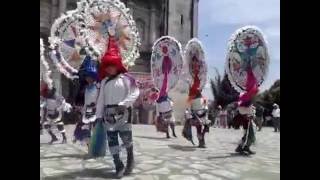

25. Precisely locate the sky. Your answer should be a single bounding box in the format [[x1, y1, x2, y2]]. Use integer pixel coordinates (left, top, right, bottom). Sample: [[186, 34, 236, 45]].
[[198, 0, 280, 100]]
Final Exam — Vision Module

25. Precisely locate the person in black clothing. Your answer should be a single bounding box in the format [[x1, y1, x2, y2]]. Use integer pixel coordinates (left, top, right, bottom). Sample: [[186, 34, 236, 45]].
[[254, 104, 264, 131]]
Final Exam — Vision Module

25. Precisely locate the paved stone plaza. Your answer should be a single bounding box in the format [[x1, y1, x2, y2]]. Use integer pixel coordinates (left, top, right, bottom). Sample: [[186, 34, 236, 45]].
[[40, 125, 280, 180]]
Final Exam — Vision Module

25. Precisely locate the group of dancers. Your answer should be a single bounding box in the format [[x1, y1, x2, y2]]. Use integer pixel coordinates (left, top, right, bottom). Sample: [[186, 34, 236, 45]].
[[40, 0, 270, 178], [150, 36, 211, 149]]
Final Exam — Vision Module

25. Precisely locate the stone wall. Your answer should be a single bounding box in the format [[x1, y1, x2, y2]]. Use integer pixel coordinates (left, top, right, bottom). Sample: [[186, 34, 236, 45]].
[[127, 0, 163, 73], [40, 0, 52, 37], [168, 0, 193, 45]]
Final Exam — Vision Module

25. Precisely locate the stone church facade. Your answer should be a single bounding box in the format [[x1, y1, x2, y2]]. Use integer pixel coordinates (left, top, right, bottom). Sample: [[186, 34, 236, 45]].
[[40, 0, 199, 124]]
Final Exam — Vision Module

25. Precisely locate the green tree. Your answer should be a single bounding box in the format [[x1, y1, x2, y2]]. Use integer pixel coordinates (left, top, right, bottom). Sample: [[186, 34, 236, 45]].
[[210, 68, 239, 109], [208, 68, 239, 121], [254, 79, 280, 113]]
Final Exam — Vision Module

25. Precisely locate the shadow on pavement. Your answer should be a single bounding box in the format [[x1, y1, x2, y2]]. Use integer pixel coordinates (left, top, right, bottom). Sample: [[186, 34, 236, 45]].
[[135, 135, 170, 141], [40, 142, 67, 146], [40, 143, 56, 146], [40, 153, 85, 160], [207, 153, 251, 160], [43, 168, 115, 180], [168, 144, 197, 152]]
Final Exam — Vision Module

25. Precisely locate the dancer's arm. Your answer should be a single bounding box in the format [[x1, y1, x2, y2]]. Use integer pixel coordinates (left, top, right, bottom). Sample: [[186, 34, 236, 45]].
[[118, 76, 140, 107]]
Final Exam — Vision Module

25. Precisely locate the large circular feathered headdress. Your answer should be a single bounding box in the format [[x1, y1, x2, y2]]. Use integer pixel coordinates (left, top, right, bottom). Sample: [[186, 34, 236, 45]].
[[48, 0, 140, 80], [48, 9, 85, 79], [150, 36, 183, 100], [77, 0, 140, 67], [225, 26, 270, 106], [184, 38, 207, 101]]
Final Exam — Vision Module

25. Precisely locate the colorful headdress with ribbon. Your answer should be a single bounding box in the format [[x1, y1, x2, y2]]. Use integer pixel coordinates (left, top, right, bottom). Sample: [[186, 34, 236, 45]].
[[225, 26, 270, 106], [48, 0, 140, 81], [48, 9, 85, 80], [184, 38, 207, 102], [151, 36, 183, 102]]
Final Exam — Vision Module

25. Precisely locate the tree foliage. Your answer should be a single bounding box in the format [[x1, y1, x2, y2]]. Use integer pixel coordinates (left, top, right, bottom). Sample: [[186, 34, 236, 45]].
[[254, 79, 280, 112], [210, 68, 239, 109]]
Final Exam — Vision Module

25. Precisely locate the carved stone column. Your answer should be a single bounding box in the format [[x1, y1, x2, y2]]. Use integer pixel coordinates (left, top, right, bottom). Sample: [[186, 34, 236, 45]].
[[40, 0, 51, 35], [50, 0, 58, 24], [59, 0, 67, 14], [192, 0, 199, 37], [149, 4, 157, 46]]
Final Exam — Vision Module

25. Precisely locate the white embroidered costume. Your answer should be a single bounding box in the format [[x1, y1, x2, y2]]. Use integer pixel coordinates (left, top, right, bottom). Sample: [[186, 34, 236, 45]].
[[96, 74, 139, 131]]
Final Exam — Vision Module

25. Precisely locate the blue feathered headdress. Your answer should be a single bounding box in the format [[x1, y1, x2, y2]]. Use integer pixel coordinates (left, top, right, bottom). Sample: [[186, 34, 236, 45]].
[[80, 56, 98, 80]]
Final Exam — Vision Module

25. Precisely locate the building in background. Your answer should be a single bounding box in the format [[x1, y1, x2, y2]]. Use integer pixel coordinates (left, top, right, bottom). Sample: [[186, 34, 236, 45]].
[[40, 0, 199, 124]]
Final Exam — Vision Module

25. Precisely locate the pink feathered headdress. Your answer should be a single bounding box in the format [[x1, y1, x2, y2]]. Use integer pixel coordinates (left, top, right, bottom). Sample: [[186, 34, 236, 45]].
[[238, 67, 259, 107]]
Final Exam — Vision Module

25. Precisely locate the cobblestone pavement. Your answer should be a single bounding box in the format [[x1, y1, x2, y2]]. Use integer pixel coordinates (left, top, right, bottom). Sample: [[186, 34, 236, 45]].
[[40, 125, 280, 180]]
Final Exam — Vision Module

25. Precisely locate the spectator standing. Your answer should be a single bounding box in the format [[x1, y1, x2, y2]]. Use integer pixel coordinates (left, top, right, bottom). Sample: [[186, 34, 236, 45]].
[[255, 105, 265, 131], [272, 103, 280, 132]]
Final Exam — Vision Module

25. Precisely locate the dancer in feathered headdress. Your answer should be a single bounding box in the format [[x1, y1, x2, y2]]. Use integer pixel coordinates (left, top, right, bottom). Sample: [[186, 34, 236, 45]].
[[151, 36, 183, 138], [40, 38, 72, 144], [47, 0, 141, 177], [72, 55, 99, 149], [226, 26, 270, 155], [93, 30, 139, 177], [182, 38, 210, 148], [48, 1, 140, 176]]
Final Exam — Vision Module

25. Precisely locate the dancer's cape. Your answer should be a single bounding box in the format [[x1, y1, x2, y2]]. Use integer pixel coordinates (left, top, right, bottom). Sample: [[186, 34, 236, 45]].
[[225, 26, 270, 93], [151, 36, 183, 97]]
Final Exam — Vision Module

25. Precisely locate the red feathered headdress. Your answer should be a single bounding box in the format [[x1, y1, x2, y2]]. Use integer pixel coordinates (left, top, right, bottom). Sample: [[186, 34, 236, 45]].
[[98, 36, 127, 80], [188, 56, 201, 102], [238, 67, 259, 107]]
